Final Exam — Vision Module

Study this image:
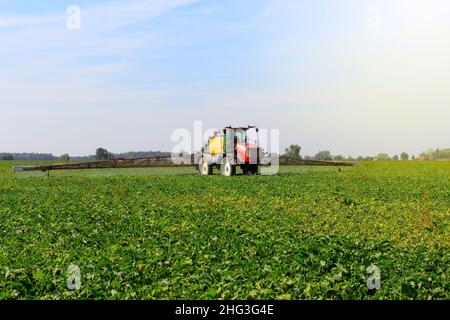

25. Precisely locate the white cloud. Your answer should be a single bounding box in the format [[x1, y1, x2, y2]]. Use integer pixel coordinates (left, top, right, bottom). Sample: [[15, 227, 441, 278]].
[[0, 0, 200, 108]]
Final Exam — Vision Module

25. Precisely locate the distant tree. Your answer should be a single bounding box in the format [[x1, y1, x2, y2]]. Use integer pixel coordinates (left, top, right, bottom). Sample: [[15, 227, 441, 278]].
[[96, 148, 113, 160], [429, 148, 450, 160], [433, 148, 440, 160], [411, 155, 416, 160], [347, 155, 355, 161], [364, 156, 374, 161], [60, 154, 70, 161], [0, 154, 14, 160], [393, 155, 399, 161], [314, 151, 332, 161], [376, 153, 390, 161], [303, 155, 311, 160], [417, 148, 450, 160], [440, 148, 450, 159], [400, 152, 409, 161], [356, 156, 364, 161], [284, 145, 302, 159], [423, 148, 439, 160], [333, 155, 344, 161], [418, 152, 429, 160]]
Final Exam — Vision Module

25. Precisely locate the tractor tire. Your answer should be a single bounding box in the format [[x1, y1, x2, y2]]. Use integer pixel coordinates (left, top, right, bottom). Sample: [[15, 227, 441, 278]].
[[197, 159, 203, 174], [199, 158, 212, 175], [221, 159, 236, 177]]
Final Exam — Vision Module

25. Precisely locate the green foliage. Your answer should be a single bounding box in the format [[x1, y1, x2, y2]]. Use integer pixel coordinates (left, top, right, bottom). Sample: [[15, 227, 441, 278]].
[[96, 148, 113, 161], [0, 153, 55, 161], [284, 145, 302, 159], [0, 161, 448, 300], [314, 151, 332, 161], [0, 154, 13, 161], [376, 153, 391, 161], [60, 154, 70, 161], [419, 148, 450, 160], [400, 152, 409, 161]]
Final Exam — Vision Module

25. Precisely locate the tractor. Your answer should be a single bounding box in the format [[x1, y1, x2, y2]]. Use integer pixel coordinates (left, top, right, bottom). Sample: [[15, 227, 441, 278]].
[[195, 126, 263, 176]]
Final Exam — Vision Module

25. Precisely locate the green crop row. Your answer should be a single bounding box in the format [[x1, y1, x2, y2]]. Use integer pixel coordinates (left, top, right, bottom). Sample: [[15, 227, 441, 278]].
[[0, 161, 448, 299]]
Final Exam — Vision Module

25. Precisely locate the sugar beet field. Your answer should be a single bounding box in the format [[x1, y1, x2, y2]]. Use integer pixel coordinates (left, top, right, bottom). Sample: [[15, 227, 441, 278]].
[[0, 161, 448, 300]]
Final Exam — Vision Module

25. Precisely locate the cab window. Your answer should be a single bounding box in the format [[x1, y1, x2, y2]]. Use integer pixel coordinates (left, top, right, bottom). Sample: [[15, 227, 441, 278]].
[[235, 131, 246, 142]]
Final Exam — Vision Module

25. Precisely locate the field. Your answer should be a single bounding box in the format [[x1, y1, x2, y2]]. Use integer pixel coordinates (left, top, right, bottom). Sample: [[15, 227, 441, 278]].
[[0, 161, 448, 300]]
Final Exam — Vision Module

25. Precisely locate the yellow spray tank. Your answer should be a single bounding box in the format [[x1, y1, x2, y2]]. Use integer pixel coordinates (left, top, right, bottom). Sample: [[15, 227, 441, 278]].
[[208, 132, 224, 155]]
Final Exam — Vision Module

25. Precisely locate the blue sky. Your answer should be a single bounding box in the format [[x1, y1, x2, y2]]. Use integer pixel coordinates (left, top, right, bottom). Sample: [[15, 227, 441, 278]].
[[1, 0, 449, 156]]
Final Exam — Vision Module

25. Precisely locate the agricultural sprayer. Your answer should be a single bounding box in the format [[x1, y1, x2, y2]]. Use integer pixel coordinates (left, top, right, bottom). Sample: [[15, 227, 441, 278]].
[[13, 125, 354, 175]]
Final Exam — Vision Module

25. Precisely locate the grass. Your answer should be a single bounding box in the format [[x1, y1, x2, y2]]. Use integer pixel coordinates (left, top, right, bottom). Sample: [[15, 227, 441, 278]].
[[0, 160, 448, 299]]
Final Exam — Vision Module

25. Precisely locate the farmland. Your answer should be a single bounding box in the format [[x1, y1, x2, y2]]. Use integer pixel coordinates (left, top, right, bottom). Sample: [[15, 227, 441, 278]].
[[0, 161, 448, 300]]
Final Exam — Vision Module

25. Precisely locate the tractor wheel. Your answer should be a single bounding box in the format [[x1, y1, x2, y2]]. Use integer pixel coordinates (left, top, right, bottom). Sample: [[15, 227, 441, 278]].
[[221, 160, 236, 177], [197, 159, 203, 174], [199, 159, 212, 175]]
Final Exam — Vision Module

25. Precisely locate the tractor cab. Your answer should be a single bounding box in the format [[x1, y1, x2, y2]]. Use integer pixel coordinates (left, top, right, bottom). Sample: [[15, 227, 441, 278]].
[[223, 126, 260, 165]]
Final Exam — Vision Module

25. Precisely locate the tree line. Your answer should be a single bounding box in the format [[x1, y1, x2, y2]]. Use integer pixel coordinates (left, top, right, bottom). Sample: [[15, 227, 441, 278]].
[[92, 148, 171, 161], [283, 145, 450, 161], [0, 149, 171, 161], [1, 146, 449, 161], [0, 153, 57, 161]]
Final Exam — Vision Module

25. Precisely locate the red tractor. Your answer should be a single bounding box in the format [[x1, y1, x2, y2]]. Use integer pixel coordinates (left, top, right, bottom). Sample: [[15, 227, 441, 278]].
[[196, 126, 262, 176]]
